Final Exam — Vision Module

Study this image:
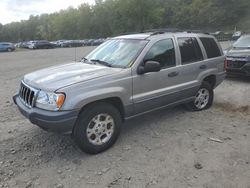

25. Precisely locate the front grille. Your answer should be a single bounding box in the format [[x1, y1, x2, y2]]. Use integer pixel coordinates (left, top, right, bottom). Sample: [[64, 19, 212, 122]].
[[227, 60, 246, 69], [19, 82, 37, 108]]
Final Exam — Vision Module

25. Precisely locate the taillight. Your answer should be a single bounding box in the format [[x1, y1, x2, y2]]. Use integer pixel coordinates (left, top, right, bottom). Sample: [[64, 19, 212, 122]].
[[224, 59, 228, 70]]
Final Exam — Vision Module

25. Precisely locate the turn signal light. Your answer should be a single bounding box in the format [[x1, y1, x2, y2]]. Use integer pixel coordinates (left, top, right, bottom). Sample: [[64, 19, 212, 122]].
[[56, 93, 65, 108]]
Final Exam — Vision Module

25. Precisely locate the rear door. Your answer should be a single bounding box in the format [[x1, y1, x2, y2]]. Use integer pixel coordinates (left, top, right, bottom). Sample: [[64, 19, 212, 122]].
[[174, 37, 206, 99], [199, 37, 224, 72]]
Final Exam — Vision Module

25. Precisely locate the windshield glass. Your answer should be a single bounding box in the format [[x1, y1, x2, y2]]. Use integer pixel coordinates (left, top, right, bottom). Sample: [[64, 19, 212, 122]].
[[233, 35, 250, 48], [85, 39, 148, 68]]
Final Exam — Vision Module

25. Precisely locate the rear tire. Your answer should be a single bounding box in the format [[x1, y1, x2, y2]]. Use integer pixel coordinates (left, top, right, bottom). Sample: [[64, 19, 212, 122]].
[[185, 81, 213, 111], [73, 102, 122, 154]]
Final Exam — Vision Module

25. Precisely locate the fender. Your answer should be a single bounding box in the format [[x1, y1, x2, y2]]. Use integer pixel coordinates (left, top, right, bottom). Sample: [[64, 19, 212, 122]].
[[59, 86, 131, 111]]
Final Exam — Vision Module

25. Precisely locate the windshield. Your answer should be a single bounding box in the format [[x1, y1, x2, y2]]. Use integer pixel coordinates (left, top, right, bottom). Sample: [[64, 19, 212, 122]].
[[85, 39, 148, 68], [233, 35, 250, 48]]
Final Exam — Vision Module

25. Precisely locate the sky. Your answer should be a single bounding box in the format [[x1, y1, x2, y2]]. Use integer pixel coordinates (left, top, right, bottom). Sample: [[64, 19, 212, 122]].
[[0, 0, 95, 24]]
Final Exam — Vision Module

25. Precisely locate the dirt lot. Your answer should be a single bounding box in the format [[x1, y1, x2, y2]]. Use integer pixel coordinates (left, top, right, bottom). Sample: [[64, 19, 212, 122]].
[[0, 47, 250, 188]]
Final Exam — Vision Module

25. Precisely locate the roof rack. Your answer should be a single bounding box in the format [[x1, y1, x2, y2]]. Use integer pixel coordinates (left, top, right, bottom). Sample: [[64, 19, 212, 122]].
[[143, 28, 210, 36], [144, 28, 182, 36]]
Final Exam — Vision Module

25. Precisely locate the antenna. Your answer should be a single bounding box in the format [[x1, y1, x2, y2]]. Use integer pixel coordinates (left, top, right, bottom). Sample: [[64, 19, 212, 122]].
[[74, 47, 76, 62]]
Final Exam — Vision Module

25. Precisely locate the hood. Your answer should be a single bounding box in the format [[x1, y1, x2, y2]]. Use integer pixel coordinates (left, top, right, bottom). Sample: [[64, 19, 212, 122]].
[[226, 48, 250, 58], [24, 62, 122, 91]]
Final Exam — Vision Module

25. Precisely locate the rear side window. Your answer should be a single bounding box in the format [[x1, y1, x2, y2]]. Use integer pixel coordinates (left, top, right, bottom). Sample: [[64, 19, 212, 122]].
[[200, 37, 221, 58], [178, 37, 203, 64], [144, 39, 176, 69]]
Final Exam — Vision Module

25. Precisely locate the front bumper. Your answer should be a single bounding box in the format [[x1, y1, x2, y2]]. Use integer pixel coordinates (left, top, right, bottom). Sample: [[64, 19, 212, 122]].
[[226, 68, 250, 76], [226, 62, 250, 76], [13, 94, 78, 134]]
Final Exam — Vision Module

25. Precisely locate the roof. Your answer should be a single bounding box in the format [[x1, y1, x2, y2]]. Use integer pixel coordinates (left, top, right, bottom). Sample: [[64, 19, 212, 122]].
[[114, 33, 152, 40], [114, 31, 212, 40]]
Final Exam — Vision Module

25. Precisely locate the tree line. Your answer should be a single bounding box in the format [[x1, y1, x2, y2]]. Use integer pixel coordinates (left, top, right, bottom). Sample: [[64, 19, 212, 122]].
[[0, 0, 249, 42]]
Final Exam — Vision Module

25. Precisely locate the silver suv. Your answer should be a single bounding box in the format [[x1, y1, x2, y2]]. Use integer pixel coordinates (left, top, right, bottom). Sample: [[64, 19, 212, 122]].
[[13, 32, 225, 154]]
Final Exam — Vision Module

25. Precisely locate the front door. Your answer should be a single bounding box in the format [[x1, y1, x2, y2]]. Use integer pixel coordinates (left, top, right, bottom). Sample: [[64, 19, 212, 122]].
[[132, 38, 182, 114]]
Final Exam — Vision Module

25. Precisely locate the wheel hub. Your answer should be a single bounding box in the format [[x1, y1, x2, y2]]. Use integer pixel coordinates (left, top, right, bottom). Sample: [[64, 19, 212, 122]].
[[194, 88, 209, 109], [86, 113, 114, 146]]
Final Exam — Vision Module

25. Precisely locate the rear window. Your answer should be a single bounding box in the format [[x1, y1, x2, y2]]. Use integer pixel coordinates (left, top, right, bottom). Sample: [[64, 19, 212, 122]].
[[178, 37, 203, 64], [200, 37, 221, 58]]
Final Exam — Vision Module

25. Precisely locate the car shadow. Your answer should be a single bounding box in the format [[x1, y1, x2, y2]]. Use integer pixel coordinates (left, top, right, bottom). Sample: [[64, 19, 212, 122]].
[[8, 105, 187, 163], [226, 75, 250, 83], [122, 106, 185, 135]]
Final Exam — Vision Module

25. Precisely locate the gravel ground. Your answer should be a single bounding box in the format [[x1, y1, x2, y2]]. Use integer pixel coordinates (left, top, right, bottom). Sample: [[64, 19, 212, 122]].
[[0, 46, 250, 188]]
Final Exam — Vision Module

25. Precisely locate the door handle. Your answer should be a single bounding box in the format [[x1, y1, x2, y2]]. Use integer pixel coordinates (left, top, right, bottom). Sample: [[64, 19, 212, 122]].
[[168, 72, 179, 77], [200, 65, 207, 69]]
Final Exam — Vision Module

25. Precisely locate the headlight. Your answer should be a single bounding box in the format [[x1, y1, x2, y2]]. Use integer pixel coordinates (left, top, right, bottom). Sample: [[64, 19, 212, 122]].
[[36, 91, 65, 111]]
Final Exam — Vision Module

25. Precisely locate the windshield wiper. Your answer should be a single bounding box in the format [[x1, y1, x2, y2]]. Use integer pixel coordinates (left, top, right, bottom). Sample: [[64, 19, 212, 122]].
[[233, 46, 250, 49], [81, 57, 88, 61], [90, 59, 112, 67], [81, 57, 94, 64]]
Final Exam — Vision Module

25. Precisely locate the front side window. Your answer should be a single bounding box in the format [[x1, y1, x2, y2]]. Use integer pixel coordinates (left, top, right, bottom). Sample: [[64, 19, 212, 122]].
[[178, 37, 203, 64], [144, 39, 176, 69], [86, 39, 148, 68]]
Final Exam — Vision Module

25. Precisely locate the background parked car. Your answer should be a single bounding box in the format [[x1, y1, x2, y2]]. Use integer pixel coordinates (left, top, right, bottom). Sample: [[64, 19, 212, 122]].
[[50, 41, 59, 48], [59, 40, 83, 48], [27, 41, 36, 49], [90, 38, 105, 46], [84, 39, 95, 46], [53, 40, 66, 47], [211, 31, 232, 41], [28, 40, 55, 49], [15, 42, 21, 48], [225, 35, 250, 76], [19, 41, 30, 49], [14, 38, 106, 49], [0, 42, 15, 52], [232, 31, 242, 41]]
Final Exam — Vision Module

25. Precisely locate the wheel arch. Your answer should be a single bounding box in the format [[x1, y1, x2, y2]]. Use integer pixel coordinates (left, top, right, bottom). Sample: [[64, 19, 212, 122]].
[[78, 97, 126, 121], [203, 75, 216, 89]]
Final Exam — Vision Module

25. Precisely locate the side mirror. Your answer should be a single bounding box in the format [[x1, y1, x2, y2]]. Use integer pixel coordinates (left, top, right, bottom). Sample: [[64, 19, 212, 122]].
[[138, 61, 161, 75]]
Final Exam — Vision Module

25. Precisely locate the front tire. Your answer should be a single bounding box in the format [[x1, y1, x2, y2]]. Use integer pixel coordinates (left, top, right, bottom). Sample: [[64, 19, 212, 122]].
[[186, 81, 213, 111], [73, 102, 122, 154]]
